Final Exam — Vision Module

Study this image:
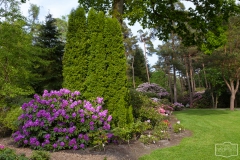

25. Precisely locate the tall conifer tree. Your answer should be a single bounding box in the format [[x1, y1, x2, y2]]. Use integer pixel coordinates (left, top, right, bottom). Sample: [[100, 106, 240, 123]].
[[83, 9, 106, 98], [63, 7, 87, 91], [34, 13, 64, 94], [103, 17, 133, 127]]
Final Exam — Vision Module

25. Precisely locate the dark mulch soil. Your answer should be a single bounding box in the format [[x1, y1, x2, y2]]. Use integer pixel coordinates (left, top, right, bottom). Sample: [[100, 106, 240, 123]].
[[0, 115, 192, 160]]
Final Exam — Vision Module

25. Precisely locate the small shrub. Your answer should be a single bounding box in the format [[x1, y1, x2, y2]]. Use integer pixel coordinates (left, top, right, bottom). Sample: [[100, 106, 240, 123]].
[[12, 89, 112, 151], [139, 107, 164, 128], [3, 107, 23, 131], [111, 127, 132, 144], [0, 148, 28, 160], [173, 123, 185, 133], [30, 150, 50, 160], [111, 120, 152, 143], [132, 120, 151, 139], [139, 134, 158, 145], [152, 120, 170, 140], [172, 102, 184, 111]]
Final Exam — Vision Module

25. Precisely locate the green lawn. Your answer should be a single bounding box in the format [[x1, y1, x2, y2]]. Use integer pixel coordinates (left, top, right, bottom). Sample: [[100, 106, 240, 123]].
[[139, 109, 240, 160]]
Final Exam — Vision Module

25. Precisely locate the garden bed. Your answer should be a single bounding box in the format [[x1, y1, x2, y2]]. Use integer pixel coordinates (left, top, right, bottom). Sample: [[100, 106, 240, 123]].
[[0, 115, 191, 160]]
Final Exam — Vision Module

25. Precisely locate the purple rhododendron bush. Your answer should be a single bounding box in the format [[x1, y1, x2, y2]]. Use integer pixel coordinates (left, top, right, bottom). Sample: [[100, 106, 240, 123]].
[[12, 88, 112, 151], [136, 83, 169, 98]]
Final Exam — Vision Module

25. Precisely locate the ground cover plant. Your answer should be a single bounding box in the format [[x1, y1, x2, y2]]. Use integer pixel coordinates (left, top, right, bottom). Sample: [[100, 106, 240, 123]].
[[12, 89, 112, 151], [140, 109, 240, 160]]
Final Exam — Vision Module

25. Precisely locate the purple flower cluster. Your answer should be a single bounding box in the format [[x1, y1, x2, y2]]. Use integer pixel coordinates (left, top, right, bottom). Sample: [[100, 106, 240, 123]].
[[0, 144, 4, 149], [12, 89, 112, 151], [173, 102, 184, 111], [136, 83, 169, 98]]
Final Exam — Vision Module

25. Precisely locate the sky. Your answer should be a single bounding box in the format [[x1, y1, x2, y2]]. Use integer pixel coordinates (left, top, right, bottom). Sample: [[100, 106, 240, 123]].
[[20, 0, 194, 67]]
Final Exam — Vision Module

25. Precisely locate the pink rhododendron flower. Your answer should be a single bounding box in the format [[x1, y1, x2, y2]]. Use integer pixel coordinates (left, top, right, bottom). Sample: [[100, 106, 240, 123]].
[[0, 144, 4, 149]]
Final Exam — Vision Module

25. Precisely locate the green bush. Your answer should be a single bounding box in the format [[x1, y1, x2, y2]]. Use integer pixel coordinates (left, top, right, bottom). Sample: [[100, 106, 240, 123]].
[[139, 107, 164, 128], [139, 134, 158, 145], [193, 89, 212, 108], [173, 123, 185, 133], [3, 107, 22, 131], [112, 120, 152, 143], [30, 150, 50, 160], [0, 148, 28, 160]]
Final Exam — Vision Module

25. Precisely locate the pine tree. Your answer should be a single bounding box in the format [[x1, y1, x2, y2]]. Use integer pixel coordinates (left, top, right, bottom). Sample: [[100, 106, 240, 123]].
[[34, 13, 64, 94], [132, 47, 148, 86], [103, 17, 133, 127], [83, 9, 106, 99], [63, 7, 88, 92]]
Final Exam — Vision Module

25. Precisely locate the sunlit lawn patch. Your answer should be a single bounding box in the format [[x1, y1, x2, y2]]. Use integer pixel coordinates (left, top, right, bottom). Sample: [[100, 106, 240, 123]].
[[140, 109, 240, 160]]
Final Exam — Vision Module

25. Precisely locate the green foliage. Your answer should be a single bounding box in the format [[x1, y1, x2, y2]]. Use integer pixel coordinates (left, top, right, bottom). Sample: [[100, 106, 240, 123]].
[[83, 9, 106, 99], [139, 134, 158, 145], [63, 8, 133, 128], [132, 120, 151, 139], [139, 120, 170, 144], [2, 107, 22, 131], [201, 28, 227, 54], [0, 20, 36, 101], [129, 89, 165, 128], [173, 123, 185, 133], [33, 14, 64, 94], [30, 150, 50, 160], [112, 120, 151, 143], [193, 89, 212, 108], [150, 70, 168, 90], [111, 127, 133, 144], [130, 47, 148, 86], [0, 148, 28, 160], [139, 107, 164, 128], [102, 16, 133, 128], [63, 7, 88, 92]]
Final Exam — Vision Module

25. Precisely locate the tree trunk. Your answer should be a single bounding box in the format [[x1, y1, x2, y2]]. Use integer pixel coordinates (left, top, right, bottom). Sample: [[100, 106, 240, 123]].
[[131, 56, 135, 88], [168, 73, 173, 103], [215, 96, 218, 108], [184, 56, 192, 107], [230, 94, 235, 111], [210, 91, 215, 108], [173, 66, 177, 103], [197, 72, 201, 88], [112, 0, 124, 24], [202, 63, 208, 88], [224, 78, 239, 111], [179, 72, 184, 94], [143, 40, 150, 83], [189, 54, 195, 94]]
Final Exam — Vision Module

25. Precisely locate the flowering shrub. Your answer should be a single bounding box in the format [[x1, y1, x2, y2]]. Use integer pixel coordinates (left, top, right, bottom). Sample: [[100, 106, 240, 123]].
[[136, 83, 169, 98], [157, 104, 173, 116], [172, 102, 184, 111], [173, 123, 185, 133], [0, 144, 4, 149], [12, 89, 112, 151]]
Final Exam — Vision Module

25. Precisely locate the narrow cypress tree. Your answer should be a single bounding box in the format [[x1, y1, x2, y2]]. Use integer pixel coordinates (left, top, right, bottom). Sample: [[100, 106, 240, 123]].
[[62, 7, 87, 91], [103, 17, 133, 127], [83, 9, 106, 99]]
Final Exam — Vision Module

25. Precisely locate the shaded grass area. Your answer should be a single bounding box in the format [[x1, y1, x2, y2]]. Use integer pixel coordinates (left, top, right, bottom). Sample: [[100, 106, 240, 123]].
[[139, 109, 240, 160]]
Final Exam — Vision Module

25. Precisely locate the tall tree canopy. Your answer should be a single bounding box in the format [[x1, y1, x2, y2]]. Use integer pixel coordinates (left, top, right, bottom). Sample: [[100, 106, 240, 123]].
[[76, 0, 239, 51]]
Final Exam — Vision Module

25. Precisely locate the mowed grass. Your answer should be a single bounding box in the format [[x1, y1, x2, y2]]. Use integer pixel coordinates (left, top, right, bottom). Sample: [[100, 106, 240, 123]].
[[139, 109, 240, 160]]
